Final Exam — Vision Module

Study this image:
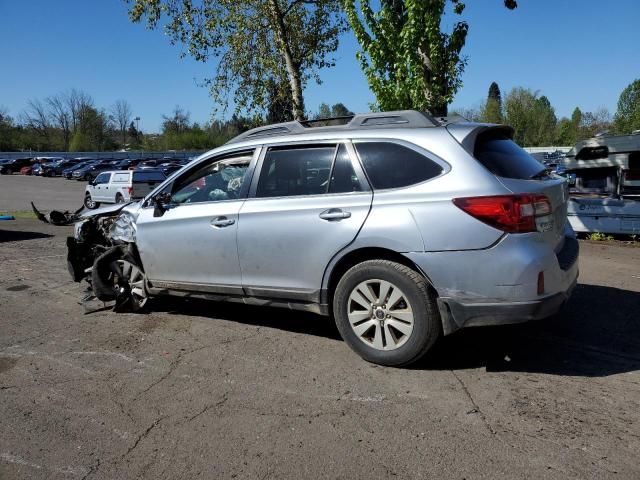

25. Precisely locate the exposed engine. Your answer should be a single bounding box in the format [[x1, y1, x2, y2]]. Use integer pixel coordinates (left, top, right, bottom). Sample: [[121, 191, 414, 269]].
[[33, 202, 147, 312]]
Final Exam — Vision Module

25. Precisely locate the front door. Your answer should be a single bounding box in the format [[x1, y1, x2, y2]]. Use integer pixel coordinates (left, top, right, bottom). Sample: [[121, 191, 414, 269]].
[[135, 149, 257, 293], [237, 143, 373, 301]]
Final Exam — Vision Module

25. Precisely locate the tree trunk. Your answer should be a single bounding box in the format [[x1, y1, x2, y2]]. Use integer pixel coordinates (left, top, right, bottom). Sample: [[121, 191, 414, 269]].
[[267, 0, 305, 122]]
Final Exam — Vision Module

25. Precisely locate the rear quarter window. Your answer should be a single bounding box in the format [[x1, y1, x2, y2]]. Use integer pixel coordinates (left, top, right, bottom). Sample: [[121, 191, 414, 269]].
[[112, 173, 129, 183], [354, 141, 443, 190], [474, 130, 546, 179], [133, 171, 166, 183]]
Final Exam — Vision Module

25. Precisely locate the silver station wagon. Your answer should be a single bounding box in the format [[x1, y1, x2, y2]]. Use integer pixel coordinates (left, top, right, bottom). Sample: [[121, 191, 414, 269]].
[[65, 110, 579, 366]]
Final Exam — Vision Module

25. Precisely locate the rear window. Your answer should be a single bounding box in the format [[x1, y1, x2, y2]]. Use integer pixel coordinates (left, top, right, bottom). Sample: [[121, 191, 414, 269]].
[[354, 142, 443, 190], [474, 131, 546, 179], [133, 171, 165, 183]]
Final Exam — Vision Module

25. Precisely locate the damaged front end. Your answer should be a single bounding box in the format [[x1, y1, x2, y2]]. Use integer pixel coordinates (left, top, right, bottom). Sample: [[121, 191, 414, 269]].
[[36, 202, 148, 312]]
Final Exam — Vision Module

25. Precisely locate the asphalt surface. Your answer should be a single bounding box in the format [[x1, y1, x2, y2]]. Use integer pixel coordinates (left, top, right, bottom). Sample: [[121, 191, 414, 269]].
[[0, 174, 87, 212], [1, 178, 640, 479]]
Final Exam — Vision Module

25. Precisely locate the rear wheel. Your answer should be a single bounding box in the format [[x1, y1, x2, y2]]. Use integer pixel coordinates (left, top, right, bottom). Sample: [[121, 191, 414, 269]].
[[333, 260, 441, 367], [84, 194, 99, 209], [3, 167, 12, 175], [115, 193, 124, 203]]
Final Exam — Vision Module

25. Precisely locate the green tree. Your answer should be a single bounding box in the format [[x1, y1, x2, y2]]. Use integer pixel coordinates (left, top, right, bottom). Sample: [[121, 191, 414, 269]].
[[331, 103, 354, 117], [344, 0, 517, 115], [316, 103, 332, 119], [482, 82, 503, 123], [613, 79, 640, 134], [127, 0, 346, 121], [504, 88, 557, 147]]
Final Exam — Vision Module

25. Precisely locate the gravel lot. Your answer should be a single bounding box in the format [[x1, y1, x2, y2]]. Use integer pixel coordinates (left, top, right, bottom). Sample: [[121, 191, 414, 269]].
[[1, 177, 640, 479]]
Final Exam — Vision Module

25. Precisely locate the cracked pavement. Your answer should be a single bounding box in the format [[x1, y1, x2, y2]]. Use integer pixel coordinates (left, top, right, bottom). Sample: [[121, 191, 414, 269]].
[[1, 217, 640, 479]]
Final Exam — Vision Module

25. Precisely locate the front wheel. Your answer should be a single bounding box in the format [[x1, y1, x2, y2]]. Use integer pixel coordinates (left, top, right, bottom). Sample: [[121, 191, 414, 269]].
[[333, 260, 441, 367], [84, 194, 99, 209]]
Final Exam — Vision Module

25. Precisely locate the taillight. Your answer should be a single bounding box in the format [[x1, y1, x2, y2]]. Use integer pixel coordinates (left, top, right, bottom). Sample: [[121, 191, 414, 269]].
[[452, 194, 553, 233], [128, 187, 134, 195]]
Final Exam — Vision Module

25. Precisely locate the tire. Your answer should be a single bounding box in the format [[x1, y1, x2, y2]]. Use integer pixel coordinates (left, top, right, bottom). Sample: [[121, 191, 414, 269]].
[[84, 173, 92, 181], [4, 168, 12, 175], [333, 260, 441, 367], [115, 193, 124, 204], [84, 194, 99, 210]]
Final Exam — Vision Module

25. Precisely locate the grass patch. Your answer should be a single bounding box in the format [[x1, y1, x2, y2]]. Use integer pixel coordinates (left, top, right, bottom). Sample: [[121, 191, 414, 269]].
[[586, 232, 615, 241], [0, 210, 38, 220]]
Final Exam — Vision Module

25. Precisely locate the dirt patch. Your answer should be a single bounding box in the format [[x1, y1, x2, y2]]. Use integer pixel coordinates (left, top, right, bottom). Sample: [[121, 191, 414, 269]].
[[0, 357, 18, 374]]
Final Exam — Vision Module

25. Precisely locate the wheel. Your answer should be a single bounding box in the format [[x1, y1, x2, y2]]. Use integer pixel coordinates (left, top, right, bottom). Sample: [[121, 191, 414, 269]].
[[333, 260, 441, 367], [4, 168, 12, 175], [84, 194, 99, 210], [84, 173, 92, 181], [115, 259, 148, 311], [115, 193, 124, 203]]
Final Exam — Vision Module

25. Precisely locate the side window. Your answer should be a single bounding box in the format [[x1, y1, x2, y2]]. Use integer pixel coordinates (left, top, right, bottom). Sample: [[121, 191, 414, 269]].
[[329, 144, 362, 193], [94, 173, 110, 184], [354, 142, 443, 190], [113, 173, 129, 183], [256, 146, 335, 198], [170, 151, 253, 204]]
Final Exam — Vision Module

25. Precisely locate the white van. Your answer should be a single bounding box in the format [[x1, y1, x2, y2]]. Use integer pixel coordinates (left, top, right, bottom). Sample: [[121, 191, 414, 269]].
[[84, 170, 166, 209]]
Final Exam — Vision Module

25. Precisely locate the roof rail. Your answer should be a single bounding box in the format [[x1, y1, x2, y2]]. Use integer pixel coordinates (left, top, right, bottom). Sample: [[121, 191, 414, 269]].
[[226, 110, 440, 144]]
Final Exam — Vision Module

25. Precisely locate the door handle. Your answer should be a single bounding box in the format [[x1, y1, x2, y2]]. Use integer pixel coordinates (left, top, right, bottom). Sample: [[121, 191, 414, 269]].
[[319, 208, 351, 221], [211, 216, 235, 227]]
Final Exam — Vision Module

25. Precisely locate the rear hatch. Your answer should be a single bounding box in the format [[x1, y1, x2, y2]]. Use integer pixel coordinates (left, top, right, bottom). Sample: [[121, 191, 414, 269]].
[[471, 127, 569, 251], [131, 170, 166, 198]]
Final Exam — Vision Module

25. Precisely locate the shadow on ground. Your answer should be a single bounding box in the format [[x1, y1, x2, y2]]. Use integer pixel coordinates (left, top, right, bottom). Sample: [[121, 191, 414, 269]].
[[0, 229, 53, 243], [423, 283, 640, 377], [150, 283, 640, 377]]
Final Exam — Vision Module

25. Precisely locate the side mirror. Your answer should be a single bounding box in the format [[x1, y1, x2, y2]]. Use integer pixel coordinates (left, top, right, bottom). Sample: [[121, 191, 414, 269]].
[[153, 192, 176, 217]]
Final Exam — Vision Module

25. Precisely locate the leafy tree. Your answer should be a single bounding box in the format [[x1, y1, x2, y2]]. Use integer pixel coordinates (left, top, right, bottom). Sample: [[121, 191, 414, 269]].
[[127, 0, 346, 121], [504, 88, 557, 147], [482, 82, 503, 123], [161, 106, 191, 134], [69, 130, 91, 152], [613, 79, 640, 134], [344, 0, 517, 115], [316, 103, 332, 119], [330, 103, 354, 117], [580, 107, 612, 139]]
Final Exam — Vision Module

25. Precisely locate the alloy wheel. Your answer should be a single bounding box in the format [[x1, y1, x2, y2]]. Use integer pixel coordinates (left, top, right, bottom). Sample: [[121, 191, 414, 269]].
[[347, 279, 415, 351]]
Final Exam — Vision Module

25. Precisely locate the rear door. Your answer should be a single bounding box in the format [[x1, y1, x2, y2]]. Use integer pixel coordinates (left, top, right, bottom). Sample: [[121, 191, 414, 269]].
[[237, 142, 372, 301], [110, 172, 130, 201]]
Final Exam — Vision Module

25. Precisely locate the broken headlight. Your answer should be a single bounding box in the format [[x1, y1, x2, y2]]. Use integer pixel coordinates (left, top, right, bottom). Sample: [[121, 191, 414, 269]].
[[110, 212, 137, 243]]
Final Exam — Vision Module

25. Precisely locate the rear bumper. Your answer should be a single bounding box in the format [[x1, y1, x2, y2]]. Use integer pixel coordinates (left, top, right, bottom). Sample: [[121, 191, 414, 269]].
[[436, 278, 576, 330], [405, 231, 579, 335]]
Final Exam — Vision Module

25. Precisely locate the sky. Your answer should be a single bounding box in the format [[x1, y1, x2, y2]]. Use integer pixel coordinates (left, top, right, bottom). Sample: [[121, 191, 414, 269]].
[[0, 0, 638, 132]]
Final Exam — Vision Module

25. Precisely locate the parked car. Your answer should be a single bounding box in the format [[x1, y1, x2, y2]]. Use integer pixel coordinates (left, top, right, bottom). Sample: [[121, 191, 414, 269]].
[[63, 160, 96, 179], [65, 110, 579, 366], [135, 159, 162, 169], [84, 169, 166, 209], [31, 157, 64, 176], [0, 157, 33, 175], [157, 162, 184, 176], [41, 158, 84, 177], [114, 158, 145, 170], [72, 159, 120, 181]]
